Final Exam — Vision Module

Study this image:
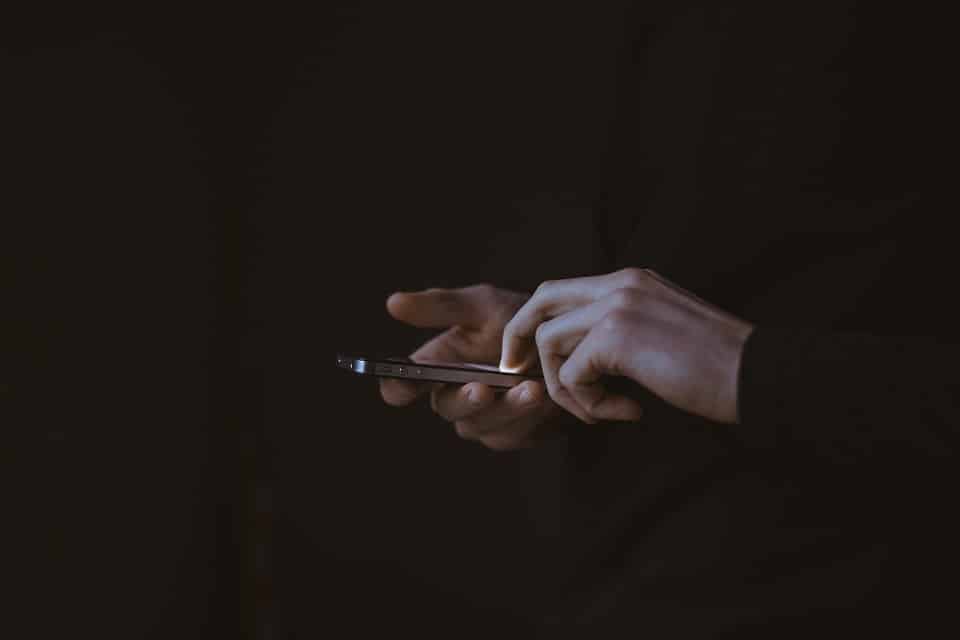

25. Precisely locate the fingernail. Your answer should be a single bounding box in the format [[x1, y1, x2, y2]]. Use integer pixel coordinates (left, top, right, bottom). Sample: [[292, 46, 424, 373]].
[[499, 358, 520, 374]]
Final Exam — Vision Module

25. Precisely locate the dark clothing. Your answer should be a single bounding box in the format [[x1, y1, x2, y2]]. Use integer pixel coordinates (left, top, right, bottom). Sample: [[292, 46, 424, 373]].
[[540, 4, 960, 636]]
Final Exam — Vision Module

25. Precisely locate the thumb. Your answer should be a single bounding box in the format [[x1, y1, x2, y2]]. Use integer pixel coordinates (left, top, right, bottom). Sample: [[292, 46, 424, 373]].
[[386, 286, 487, 329]]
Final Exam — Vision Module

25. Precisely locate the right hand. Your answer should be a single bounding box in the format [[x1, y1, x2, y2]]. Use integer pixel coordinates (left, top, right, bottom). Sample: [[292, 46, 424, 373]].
[[380, 284, 563, 450]]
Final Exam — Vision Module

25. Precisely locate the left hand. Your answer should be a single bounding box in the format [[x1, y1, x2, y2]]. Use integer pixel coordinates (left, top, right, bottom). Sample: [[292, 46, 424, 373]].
[[499, 268, 755, 425]]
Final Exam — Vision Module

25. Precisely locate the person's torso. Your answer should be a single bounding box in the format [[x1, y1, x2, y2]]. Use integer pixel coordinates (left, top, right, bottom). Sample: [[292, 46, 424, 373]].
[[542, 4, 960, 635]]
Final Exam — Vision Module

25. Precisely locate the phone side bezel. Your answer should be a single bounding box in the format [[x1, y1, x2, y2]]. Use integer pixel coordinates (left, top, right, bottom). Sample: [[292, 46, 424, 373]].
[[337, 355, 533, 389]]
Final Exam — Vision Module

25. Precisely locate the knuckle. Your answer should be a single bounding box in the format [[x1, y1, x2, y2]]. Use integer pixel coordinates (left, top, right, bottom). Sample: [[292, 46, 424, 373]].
[[610, 287, 643, 309], [535, 280, 555, 295], [557, 366, 576, 389], [472, 283, 496, 298], [617, 267, 648, 287], [534, 321, 551, 344], [600, 309, 633, 333], [446, 325, 470, 343], [538, 373, 559, 395], [618, 267, 662, 289], [579, 392, 603, 414]]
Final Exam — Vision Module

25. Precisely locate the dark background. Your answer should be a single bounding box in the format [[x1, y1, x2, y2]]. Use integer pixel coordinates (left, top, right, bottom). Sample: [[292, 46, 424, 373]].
[[4, 4, 633, 637]]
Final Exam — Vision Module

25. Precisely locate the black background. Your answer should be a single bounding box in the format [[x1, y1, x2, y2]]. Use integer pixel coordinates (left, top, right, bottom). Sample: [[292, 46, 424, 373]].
[[4, 4, 633, 637]]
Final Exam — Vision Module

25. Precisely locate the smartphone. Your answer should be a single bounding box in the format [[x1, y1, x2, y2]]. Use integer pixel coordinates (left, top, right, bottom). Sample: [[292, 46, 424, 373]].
[[336, 354, 540, 389]]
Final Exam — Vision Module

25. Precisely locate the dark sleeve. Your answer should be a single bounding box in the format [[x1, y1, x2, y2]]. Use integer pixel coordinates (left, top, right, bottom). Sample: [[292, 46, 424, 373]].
[[590, 208, 619, 275], [735, 327, 960, 464]]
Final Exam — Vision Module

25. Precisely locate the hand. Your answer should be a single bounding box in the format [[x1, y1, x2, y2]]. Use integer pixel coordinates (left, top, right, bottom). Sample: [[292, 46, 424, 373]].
[[500, 268, 755, 425], [380, 284, 564, 450]]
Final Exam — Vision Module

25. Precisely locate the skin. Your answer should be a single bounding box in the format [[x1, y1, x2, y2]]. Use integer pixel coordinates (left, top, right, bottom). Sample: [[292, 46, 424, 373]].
[[379, 284, 563, 451], [382, 269, 756, 450], [501, 268, 756, 426]]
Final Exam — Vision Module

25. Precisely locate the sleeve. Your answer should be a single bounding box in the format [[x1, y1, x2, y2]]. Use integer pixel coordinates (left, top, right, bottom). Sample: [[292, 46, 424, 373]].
[[589, 207, 619, 275], [735, 327, 960, 465]]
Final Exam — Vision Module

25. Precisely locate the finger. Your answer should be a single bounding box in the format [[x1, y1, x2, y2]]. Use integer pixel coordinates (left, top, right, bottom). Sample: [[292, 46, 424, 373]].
[[380, 329, 465, 406], [500, 272, 638, 372], [531, 292, 646, 423], [454, 380, 549, 437], [430, 382, 496, 422], [558, 328, 644, 422], [408, 328, 469, 363], [377, 331, 462, 406], [380, 377, 425, 406], [382, 319, 495, 408], [387, 284, 492, 330], [566, 384, 644, 422], [535, 324, 594, 425], [535, 291, 641, 358], [499, 279, 597, 372]]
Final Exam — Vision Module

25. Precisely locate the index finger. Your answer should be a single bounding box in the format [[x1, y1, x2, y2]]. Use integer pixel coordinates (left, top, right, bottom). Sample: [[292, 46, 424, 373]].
[[386, 284, 493, 330], [500, 272, 628, 372]]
